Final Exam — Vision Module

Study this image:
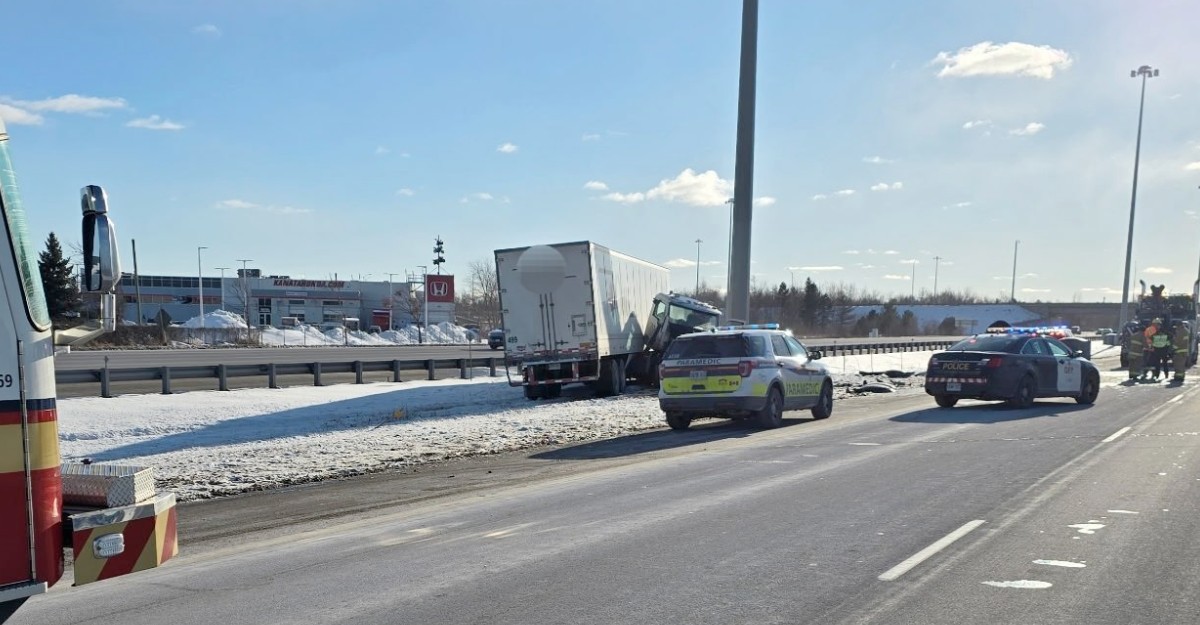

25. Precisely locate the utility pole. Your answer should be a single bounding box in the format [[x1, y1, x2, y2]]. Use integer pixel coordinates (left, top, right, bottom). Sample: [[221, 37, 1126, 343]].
[[933, 256, 942, 299], [197, 246, 207, 330], [418, 265, 429, 344], [910, 262, 916, 299], [215, 267, 231, 310], [1118, 64, 1159, 331], [386, 272, 399, 331], [236, 259, 254, 334], [694, 238, 702, 293], [726, 0, 758, 324], [1010, 240, 1020, 303], [132, 239, 144, 325]]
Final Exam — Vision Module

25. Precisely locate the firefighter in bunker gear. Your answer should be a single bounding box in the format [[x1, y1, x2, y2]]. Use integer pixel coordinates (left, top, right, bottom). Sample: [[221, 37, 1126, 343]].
[[1127, 325, 1146, 380], [1146, 318, 1171, 380], [1173, 321, 1190, 382]]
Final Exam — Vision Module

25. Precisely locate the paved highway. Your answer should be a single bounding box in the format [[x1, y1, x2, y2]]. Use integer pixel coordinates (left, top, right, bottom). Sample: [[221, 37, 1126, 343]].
[[20, 362, 1191, 624]]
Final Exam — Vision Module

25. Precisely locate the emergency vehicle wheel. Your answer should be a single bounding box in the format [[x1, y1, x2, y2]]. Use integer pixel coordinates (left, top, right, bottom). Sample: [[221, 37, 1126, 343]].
[[1008, 375, 1035, 408], [1, 599, 26, 620], [811, 381, 833, 419], [666, 412, 691, 431], [756, 387, 784, 429], [523, 385, 542, 400], [1076, 372, 1099, 405], [934, 395, 958, 408], [543, 384, 562, 399]]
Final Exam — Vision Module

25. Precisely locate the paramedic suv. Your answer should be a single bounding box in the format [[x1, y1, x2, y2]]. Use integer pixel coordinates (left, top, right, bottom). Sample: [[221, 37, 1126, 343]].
[[658, 324, 834, 430]]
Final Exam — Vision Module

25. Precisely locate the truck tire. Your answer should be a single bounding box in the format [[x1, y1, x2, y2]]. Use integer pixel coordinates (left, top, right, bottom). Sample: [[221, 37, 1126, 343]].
[[1, 598, 27, 621], [542, 383, 562, 399], [523, 385, 542, 400], [756, 387, 784, 429], [665, 411, 691, 431], [595, 359, 623, 397]]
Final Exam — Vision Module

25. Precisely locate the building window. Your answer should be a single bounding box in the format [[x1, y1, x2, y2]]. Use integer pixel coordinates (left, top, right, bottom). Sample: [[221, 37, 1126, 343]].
[[322, 300, 341, 306], [323, 313, 342, 323], [289, 299, 305, 305], [258, 298, 271, 307]]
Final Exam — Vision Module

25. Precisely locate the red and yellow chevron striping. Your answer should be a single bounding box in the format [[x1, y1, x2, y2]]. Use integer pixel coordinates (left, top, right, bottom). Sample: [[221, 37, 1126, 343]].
[[70, 493, 178, 586]]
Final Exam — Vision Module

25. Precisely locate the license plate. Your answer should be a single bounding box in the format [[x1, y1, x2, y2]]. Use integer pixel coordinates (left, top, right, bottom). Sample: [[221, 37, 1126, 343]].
[[690, 370, 707, 381], [946, 381, 961, 392]]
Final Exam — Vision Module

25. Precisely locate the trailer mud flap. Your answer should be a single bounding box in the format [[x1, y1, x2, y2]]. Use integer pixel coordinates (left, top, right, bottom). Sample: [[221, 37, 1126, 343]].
[[67, 492, 177, 586]]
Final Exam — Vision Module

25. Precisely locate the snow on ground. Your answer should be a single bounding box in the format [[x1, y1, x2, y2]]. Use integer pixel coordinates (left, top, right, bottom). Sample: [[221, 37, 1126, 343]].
[[57, 341, 1118, 502], [178, 309, 477, 346]]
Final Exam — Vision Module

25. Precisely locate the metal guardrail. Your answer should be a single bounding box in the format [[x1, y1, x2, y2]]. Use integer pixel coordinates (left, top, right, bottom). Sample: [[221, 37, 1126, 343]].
[[57, 339, 958, 398]]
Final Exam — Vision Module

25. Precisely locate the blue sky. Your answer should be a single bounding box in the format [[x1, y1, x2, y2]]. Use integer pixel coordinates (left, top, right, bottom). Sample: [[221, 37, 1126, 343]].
[[3, 0, 1200, 302]]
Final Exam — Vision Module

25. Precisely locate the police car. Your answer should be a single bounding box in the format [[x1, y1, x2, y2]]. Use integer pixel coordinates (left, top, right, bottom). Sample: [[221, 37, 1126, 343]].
[[924, 326, 1101, 408], [658, 324, 834, 430]]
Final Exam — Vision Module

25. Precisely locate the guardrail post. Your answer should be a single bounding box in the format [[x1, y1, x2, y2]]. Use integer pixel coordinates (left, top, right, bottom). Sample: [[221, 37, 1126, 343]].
[[489, 358, 497, 377], [354, 360, 364, 384], [313, 362, 323, 386], [392, 359, 402, 383], [268, 363, 279, 389], [101, 356, 111, 398], [426, 359, 436, 381], [218, 364, 229, 391], [459, 359, 469, 379], [161, 366, 172, 395]]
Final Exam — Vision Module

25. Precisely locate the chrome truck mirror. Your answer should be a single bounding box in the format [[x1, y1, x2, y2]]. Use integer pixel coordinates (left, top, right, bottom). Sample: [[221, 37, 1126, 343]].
[[81, 185, 120, 332]]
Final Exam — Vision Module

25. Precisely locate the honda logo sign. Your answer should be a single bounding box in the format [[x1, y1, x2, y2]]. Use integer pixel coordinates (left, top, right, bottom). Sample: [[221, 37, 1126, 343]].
[[425, 275, 455, 303]]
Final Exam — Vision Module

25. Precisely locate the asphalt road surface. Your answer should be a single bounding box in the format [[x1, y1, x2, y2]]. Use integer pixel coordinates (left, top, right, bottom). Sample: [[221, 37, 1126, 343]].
[[15, 367, 1198, 624]]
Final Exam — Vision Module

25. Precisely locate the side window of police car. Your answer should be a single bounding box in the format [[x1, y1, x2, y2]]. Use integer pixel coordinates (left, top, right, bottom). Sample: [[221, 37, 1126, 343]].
[[1021, 340, 1048, 356], [770, 335, 792, 360], [783, 336, 809, 361], [1045, 340, 1071, 359]]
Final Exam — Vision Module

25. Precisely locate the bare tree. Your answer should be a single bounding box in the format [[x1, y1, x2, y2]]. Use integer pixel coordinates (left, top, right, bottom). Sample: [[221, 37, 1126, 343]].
[[457, 258, 501, 330]]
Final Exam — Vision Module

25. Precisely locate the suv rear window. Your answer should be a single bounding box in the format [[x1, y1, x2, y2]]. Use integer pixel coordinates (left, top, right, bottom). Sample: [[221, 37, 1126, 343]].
[[948, 335, 1022, 352], [666, 335, 758, 359]]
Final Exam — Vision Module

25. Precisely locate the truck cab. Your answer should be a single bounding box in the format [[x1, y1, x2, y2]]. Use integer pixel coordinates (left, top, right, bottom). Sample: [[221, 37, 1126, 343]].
[[644, 293, 723, 353]]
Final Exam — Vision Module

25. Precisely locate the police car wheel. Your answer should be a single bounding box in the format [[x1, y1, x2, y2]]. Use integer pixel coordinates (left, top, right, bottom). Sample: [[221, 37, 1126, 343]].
[[756, 387, 784, 429], [666, 412, 691, 431], [1075, 373, 1099, 405], [1008, 376, 1035, 408], [811, 381, 833, 420], [934, 394, 958, 408]]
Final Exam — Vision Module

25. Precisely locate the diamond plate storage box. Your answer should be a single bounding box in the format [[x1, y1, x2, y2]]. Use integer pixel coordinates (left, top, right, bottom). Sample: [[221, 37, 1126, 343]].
[[61, 463, 156, 507]]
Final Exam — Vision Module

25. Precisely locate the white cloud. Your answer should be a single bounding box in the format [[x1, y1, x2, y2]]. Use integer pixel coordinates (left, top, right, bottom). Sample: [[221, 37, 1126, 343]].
[[663, 259, 722, 269], [962, 119, 992, 129], [496, 142, 518, 153], [858, 264, 878, 269], [581, 133, 601, 141], [396, 188, 415, 197], [899, 258, 920, 265], [0, 103, 42, 125], [1009, 122, 1045, 136], [812, 194, 828, 201], [870, 182, 903, 192], [1022, 288, 1052, 293], [646, 169, 733, 207], [833, 189, 856, 197], [862, 156, 894, 164], [216, 199, 311, 214], [602, 191, 646, 204], [126, 115, 185, 131], [1144, 267, 1173, 274], [14, 94, 128, 114], [583, 181, 608, 191], [193, 24, 221, 37], [374, 145, 390, 155], [1186, 210, 1198, 220], [1184, 162, 1200, 171], [883, 274, 910, 280], [754, 196, 777, 207], [931, 41, 1073, 79], [843, 250, 860, 255], [218, 199, 258, 210], [883, 250, 899, 255], [787, 266, 843, 272]]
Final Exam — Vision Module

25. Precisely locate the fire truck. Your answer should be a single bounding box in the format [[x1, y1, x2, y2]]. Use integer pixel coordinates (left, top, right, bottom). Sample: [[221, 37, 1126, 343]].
[[0, 119, 177, 620]]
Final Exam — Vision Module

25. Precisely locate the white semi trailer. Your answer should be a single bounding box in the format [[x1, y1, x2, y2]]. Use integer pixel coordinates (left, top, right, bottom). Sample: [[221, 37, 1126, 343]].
[[495, 241, 720, 399]]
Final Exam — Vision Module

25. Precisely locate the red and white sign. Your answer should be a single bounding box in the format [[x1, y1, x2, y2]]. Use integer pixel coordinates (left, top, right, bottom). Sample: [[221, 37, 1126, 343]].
[[426, 275, 455, 303]]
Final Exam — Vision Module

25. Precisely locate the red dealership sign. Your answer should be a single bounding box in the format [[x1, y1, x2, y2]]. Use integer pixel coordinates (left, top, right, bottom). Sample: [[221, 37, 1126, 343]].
[[426, 275, 455, 303]]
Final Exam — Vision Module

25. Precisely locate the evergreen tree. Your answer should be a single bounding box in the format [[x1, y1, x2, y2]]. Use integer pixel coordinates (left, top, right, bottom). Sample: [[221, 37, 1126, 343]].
[[38, 232, 81, 323]]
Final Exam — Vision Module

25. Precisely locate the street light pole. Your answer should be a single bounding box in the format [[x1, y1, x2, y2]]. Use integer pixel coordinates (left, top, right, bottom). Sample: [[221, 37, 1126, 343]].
[[726, 0, 758, 324], [215, 267, 230, 310], [694, 238, 702, 293], [910, 262, 916, 299], [1118, 64, 1159, 331], [933, 255, 942, 299], [236, 259, 254, 335], [197, 246, 208, 330], [1010, 240, 1020, 303], [386, 272, 399, 331], [418, 265, 429, 344]]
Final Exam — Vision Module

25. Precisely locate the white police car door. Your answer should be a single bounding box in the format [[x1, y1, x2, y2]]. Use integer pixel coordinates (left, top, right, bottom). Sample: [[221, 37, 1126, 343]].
[[1046, 339, 1081, 394]]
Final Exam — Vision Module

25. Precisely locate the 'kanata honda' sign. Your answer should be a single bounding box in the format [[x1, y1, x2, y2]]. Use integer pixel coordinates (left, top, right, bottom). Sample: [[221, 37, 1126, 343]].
[[426, 275, 454, 303]]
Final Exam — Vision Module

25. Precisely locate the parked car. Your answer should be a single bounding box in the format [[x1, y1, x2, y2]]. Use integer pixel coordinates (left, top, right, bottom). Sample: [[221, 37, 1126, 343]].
[[488, 328, 505, 350]]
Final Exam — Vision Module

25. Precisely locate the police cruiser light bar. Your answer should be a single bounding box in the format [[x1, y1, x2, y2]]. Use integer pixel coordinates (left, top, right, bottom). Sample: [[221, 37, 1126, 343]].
[[984, 325, 1071, 336], [717, 323, 780, 331]]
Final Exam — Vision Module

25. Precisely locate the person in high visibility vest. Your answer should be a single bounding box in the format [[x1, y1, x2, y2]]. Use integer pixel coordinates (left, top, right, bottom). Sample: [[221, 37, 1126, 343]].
[[1172, 321, 1191, 382], [1145, 318, 1171, 380], [1127, 324, 1145, 381]]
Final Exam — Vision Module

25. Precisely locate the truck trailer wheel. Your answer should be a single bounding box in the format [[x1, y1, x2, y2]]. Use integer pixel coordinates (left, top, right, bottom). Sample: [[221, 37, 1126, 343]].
[[523, 385, 542, 400]]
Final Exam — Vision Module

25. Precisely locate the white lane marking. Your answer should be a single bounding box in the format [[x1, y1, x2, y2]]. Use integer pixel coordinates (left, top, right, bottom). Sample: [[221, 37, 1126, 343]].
[[982, 580, 1053, 589], [1102, 427, 1131, 443], [878, 520, 986, 581], [1068, 523, 1105, 534], [1033, 559, 1086, 568], [1107, 510, 1139, 514], [1168, 394, 1185, 405], [849, 442, 882, 446]]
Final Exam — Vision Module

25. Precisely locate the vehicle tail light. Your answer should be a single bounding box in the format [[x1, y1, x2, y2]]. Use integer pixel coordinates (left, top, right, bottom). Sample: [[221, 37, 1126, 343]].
[[983, 357, 1004, 368], [738, 360, 756, 377], [658, 363, 667, 379]]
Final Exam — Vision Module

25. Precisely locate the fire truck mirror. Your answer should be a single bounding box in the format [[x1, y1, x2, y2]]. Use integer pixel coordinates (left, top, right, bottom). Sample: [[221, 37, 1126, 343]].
[[80, 185, 121, 294]]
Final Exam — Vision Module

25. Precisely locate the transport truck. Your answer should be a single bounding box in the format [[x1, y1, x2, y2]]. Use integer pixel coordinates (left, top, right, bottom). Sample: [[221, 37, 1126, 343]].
[[495, 241, 721, 399], [0, 120, 178, 622]]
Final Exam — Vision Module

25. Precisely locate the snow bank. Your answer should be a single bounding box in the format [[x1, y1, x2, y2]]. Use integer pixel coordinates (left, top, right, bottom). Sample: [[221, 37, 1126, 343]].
[[180, 311, 477, 346]]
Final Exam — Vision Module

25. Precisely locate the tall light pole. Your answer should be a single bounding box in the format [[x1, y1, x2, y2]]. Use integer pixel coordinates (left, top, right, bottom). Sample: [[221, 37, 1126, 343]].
[[197, 246, 208, 329], [215, 267, 231, 310], [418, 264, 429, 344], [386, 272, 399, 331], [910, 261, 916, 299], [726, 0, 758, 324], [933, 255, 942, 298], [236, 259, 254, 331], [1010, 240, 1020, 303], [1118, 64, 1159, 331], [694, 238, 702, 293]]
